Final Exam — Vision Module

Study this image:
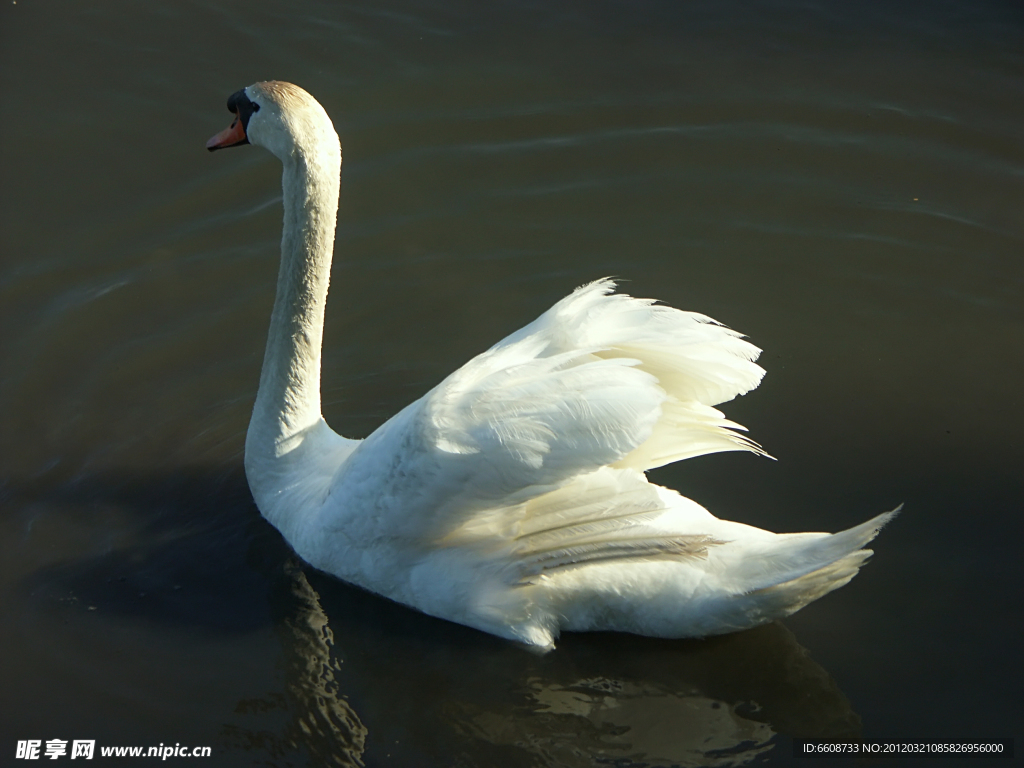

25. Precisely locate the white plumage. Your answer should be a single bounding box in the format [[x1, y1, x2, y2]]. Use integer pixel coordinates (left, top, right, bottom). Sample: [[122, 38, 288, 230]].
[[208, 81, 896, 650]]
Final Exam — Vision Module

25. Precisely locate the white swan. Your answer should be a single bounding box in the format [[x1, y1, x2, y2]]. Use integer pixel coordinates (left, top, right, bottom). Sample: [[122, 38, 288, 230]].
[[207, 81, 896, 650]]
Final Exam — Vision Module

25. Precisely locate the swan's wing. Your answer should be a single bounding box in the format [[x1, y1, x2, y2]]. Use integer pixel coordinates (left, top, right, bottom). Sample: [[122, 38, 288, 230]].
[[424, 278, 767, 478], [329, 280, 766, 541], [440, 467, 725, 586]]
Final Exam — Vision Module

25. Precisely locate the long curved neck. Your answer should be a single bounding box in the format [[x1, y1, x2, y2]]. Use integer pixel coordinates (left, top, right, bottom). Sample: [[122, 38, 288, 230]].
[[248, 139, 341, 455]]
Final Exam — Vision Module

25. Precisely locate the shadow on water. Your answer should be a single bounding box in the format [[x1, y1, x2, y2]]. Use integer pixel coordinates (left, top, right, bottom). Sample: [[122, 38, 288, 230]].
[[8, 467, 284, 633], [9, 469, 860, 766], [226, 564, 861, 767], [259, 571, 864, 765]]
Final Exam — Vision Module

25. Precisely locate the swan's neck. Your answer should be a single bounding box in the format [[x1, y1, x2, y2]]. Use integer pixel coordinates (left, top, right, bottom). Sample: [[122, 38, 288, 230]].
[[247, 140, 341, 457]]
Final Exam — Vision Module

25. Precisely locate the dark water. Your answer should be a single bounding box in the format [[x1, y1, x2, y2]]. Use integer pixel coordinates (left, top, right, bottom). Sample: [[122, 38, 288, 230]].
[[2, 1, 1022, 765]]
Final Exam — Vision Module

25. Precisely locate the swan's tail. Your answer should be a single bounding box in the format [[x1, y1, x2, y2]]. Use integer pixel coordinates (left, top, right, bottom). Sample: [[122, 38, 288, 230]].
[[707, 506, 902, 631], [524, 502, 901, 645]]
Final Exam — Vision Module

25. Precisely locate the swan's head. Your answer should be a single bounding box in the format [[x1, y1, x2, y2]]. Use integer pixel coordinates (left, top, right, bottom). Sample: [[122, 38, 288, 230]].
[[206, 81, 339, 163]]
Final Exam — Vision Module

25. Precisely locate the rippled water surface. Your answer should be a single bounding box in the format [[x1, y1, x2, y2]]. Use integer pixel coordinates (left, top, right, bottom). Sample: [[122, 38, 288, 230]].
[[2, 1, 1022, 765]]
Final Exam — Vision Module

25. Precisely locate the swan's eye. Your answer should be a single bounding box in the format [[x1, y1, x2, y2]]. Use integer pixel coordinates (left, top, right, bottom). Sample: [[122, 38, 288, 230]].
[[223, 88, 259, 133]]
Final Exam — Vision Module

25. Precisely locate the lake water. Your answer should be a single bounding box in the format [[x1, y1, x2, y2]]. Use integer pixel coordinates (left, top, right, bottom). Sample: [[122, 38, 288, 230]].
[[1, 0, 1021, 765]]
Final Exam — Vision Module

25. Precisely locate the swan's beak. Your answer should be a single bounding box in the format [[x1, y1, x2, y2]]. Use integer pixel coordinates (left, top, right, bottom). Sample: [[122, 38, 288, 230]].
[[206, 115, 249, 152]]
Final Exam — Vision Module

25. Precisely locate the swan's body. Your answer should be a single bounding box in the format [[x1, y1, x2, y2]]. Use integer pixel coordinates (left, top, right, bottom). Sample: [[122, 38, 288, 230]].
[[208, 81, 896, 650]]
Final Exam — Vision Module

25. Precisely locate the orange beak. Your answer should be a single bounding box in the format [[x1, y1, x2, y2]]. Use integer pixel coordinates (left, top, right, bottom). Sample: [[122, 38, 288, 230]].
[[206, 114, 248, 151]]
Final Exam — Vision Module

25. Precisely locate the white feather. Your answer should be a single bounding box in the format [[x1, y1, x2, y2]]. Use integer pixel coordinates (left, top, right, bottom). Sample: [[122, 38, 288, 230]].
[[216, 81, 898, 651]]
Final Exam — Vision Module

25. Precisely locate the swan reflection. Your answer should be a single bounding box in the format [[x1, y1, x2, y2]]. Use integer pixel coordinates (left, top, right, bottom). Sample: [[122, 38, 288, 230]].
[[456, 677, 774, 766], [226, 561, 860, 766]]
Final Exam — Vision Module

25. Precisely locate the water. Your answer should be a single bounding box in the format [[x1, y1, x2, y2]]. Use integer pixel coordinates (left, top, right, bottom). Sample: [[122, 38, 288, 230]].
[[1, 0, 1022, 765]]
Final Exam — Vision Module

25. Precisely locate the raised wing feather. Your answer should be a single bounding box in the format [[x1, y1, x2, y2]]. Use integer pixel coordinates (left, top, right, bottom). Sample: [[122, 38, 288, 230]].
[[329, 280, 766, 550], [424, 279, 766, 484]]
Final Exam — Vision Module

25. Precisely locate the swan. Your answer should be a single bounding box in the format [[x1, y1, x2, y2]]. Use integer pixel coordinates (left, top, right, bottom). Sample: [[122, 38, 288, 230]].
[[207, 81, 897, 650]]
